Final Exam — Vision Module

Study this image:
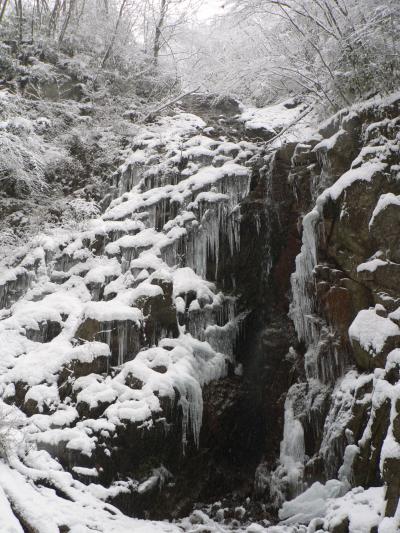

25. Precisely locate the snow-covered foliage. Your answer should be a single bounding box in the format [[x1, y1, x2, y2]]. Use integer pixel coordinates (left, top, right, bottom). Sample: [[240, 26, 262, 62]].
[[0, 88, 139, 261], [179, 0, 400, 111]]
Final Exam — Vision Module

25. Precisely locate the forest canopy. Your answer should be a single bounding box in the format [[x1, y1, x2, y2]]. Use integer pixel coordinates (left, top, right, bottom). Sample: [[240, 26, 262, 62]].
[[0, 0, 399, 112]]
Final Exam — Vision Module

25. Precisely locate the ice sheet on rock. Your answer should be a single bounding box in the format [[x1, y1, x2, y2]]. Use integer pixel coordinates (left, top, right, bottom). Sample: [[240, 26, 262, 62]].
[[289, 208, 320, 345], [279, 480, 346, 526], [290, 161, 388, 347], [320, 370, 373, 479], [269, 392, 306, 506]]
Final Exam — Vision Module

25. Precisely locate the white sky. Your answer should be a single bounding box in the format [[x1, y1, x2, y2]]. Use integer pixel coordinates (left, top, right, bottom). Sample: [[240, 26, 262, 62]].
[[197, 0, 226, 21]]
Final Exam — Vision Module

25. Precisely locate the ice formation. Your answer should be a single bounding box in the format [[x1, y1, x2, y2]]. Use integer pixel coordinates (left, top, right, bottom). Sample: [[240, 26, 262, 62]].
[[0, 109, 260, 529]]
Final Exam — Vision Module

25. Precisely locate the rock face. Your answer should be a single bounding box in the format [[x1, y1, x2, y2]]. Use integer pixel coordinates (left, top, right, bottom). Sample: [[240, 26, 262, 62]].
[[265, 93, 400, 529], [2, 90, 400, 532], [0, 103, 270, 523]]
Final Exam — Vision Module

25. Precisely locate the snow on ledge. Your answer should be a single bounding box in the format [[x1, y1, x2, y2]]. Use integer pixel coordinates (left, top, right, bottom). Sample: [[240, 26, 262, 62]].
[[369, 192, 400, 228], [349, 307, 400, 355], [82, 301, 143, 324], [357, 258, 387, 273]]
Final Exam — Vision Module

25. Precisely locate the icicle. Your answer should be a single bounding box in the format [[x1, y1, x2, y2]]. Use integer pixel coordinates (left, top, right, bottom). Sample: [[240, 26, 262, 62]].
[[205, 312, 246, 358], [289, 207, 321, 345], [268, 392, 306, 506], [0, 270, 32, 309], [119, 160, 145, 195], [178, 377, 203, 453], [302, 323, 348, 385], [118, 322, 128, 366]]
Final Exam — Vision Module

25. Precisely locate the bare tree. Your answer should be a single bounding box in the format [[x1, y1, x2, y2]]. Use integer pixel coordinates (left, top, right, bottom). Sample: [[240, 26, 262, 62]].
[[48, 0, 61, 37], [58, 0, 76, 45], [153, 0, 167, 66], [101, 0, 128, 68], [15, 0, 23, 42], [0, 0, 9, 27], [183, 0, 400, 110]]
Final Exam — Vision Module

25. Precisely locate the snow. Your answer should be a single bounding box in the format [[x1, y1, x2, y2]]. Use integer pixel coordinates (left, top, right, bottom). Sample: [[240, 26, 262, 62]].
[[172, 267, 215, 301], [357, 258, 387, 273], [348, 308, 400, 356], [84, 258, 122, 284], [0, 460, 181, 533], [323, 486, 385, 533], [313, 128, 345, 152], [240, 99, 315, 144], [0, 266, 28, 287], [3, 338, 110, 387], [318, 162, 387, 204], [369, 192, 400, 228], [82, 300, 142, 324], [72, 466, 99, 477]]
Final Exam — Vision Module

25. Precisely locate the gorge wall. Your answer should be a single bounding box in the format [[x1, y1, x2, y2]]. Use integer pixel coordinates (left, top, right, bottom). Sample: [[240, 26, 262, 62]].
[[1, 90, 400, 532]]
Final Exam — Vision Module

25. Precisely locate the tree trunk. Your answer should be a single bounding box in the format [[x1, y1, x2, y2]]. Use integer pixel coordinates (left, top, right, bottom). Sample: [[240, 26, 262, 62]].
[[153, 0, 167, 67], [100, 0, 127, 69], [0, 0, 9, 26], [58, 0, 76, 46], [48, 0, 61, 37], [17, 0, 23, 42], [76, 0, 85, 28]]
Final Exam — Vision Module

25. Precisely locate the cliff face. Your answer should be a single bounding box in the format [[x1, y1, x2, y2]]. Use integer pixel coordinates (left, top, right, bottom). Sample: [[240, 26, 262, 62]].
[[258, 92, 400, 531], [1, 91, 400, 532]]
